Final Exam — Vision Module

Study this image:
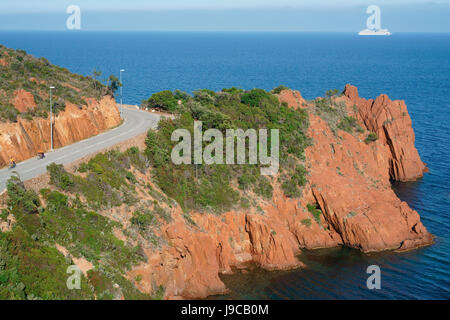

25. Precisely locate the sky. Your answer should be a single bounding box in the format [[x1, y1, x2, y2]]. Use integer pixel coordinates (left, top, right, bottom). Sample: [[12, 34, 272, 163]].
[[0, 0, 449, 32]]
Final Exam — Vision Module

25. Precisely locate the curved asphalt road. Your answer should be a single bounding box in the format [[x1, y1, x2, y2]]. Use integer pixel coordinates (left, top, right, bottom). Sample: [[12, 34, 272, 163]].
[[0, 107, 161, 192]]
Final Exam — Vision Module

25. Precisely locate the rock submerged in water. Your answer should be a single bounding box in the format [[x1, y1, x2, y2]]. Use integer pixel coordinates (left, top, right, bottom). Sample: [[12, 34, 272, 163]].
[[127, 85, 433, 299]]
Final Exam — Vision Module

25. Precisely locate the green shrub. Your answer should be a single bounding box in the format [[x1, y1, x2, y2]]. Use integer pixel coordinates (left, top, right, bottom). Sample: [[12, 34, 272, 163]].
[[241, 88, 273, 107], [238, 172, 257, 190], [131, 209, 157, 233], [253, 176, 273, 199], [47, 150, 143, 210], [307, 203, 322, 225], [280, 165, 307, 198], [126, 171, 137, 184], [142, 90, 179, 112], [128, 146, 139, 155], [0, 104, 19, 122], [272, 85, 290, 94], [325, 89, 340, 98], [189, 103, 233, 131], [6, 176, 41, 215], [221, 87, 244, 94], [193, 89, 216, 105], [281, 178, 299, 198], [77, 163, 89, 173], [0, 209, 9, 221], [337, 116, 359, 133], [293, 165, 308, 187], [301, 218, 312, 227], [364, 132, 378, 144], [47, 163, 74, 191], [45, 190, 68, 210]]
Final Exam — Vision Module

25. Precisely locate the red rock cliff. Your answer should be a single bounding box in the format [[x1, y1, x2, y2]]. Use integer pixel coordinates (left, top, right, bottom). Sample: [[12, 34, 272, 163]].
[[125, 86, 432, 299], [0, 95, 121, 167], [343, 84, 427, 181]]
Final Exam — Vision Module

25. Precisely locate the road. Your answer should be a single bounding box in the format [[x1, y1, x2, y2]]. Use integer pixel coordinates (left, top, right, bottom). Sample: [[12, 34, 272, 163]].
[[0, 107, 161, 192]]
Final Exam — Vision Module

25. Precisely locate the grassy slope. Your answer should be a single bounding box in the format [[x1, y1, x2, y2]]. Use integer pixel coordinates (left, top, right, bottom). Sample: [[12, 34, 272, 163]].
[[0, 44, 108, 122], [1, 150, 164, 300]]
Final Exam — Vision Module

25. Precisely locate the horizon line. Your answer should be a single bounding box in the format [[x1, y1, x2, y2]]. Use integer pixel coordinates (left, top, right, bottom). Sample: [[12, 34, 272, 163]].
[[1, 30, 450, 34]]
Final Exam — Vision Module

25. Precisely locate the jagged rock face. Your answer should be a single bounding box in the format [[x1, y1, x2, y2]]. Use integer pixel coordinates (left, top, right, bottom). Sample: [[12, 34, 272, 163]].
[[127, 86, 433, 299], [0, 95, 120, 167], [306, 113, 432, 252], [343, 84, 427, 181], [277, 89, 306, 109]]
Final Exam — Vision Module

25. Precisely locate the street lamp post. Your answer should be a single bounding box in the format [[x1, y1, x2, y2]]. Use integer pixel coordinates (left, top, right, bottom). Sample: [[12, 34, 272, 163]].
[[49, 86, 55, 151], [120, 69, 125, 118]]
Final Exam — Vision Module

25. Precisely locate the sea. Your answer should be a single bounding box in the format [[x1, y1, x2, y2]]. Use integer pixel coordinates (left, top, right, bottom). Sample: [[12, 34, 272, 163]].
[[0, 31, 448, 299]]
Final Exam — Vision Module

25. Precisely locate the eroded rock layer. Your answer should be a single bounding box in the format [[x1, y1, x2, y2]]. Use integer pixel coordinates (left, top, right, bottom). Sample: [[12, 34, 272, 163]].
[[343, 84, 427, 181], [0, 95, 120, 167]]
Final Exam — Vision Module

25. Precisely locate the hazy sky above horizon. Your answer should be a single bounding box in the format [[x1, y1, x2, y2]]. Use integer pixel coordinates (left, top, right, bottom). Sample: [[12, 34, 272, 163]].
[[0, 0, 449, 32]]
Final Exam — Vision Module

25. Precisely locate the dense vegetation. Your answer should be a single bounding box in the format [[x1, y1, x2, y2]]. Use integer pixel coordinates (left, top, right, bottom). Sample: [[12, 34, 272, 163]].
[[0, 44, 119, 122], [143, 87, 368, 213], [47, 148, 147, 210], [0, 149, 167, 299], [46, 148, 172, 247], [144, 87, 312, 213]]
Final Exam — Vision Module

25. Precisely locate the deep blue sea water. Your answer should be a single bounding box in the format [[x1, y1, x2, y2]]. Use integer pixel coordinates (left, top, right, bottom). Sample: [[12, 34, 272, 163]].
[[0, 31, 448, 299]]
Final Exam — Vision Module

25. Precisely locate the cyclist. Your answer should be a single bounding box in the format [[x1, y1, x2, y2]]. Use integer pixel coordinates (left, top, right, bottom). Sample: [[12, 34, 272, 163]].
[[9, 158, 16, 169]]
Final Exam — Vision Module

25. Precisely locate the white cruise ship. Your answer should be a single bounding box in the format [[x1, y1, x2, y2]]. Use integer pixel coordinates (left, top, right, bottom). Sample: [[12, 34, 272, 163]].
[[358, 28, 392, 36]]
